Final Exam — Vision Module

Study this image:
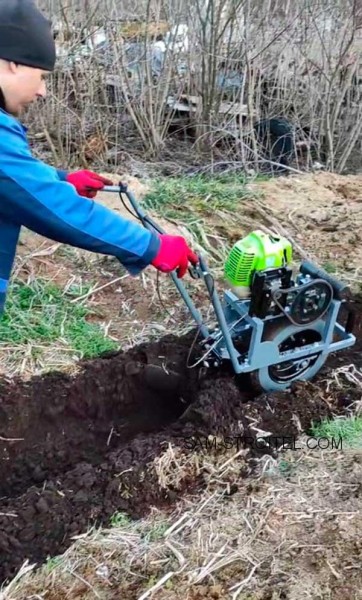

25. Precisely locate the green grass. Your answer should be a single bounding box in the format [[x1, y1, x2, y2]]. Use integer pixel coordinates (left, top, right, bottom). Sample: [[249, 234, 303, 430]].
[[309, 415, 362, 449], [278, 458, 298, 477], [321, 261, 338, 273], [142, 521, 170, 542], [110, 511, 132, 528], [141, 173, 260, 259], [142, 173, 255, 222], [0, 278, 119, 359], [109, 511, 170, 545], [44, 556, 63, 573]]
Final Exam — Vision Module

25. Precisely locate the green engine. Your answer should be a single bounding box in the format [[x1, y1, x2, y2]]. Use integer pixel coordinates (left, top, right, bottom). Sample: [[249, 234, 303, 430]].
[[224, 230, 293, 298]]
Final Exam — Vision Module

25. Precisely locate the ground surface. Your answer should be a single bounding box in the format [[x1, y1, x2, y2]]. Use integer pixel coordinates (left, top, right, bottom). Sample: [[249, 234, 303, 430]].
[[0, 313, 361, 591], [1, 171, 362, 599], [8, 171, 362, 377]]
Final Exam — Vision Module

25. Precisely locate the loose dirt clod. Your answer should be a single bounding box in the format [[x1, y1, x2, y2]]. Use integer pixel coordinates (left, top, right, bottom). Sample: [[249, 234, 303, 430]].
[[0, 297, 361, 585]]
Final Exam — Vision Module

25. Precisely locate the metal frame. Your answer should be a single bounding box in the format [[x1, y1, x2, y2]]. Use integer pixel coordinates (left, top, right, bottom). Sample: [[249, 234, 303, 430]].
[[214, 291, 356, 373], [103, 184, 356, 378]]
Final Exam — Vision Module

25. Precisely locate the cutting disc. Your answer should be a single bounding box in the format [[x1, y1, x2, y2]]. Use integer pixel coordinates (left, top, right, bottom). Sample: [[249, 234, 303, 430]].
[[249, 317, 327, 393]]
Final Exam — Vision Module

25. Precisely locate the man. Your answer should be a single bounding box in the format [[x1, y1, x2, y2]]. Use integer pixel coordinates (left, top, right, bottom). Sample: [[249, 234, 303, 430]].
[[0, 0, 198, 314]]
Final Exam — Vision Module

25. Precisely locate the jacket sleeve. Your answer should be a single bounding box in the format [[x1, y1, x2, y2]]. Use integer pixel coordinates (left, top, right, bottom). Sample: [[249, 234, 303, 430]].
[[0, 217, 21, 313], [0, 118, 160, 276], [56, 169, 68, 181]]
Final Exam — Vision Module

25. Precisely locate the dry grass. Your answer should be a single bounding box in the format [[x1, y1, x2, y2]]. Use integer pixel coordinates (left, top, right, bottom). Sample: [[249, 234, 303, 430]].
[[3, 366, 362, 600], [2, 169, 362, 379], [4, 399, 362, 600], [2, 171, 362, 598], [246, 172, 362, 290]]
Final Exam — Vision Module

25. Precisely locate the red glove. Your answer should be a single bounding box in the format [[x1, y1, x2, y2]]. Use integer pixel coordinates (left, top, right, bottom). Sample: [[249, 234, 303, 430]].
[[151, 234, 198, 278], [66, 170, 113, 198]]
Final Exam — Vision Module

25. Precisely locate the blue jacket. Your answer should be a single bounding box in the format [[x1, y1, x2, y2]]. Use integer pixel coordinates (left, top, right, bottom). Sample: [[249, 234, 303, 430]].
[[0, 108, 160, 313]]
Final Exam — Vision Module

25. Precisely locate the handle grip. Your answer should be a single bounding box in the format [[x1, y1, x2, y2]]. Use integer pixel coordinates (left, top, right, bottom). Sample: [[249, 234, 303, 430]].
[[103, 183, 200, 279], [299, 260, 350, 300]]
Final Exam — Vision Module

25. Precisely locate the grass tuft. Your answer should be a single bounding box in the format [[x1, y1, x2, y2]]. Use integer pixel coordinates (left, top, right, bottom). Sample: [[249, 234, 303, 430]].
[[143, 173, 254, 222], [309, 415, 362, 448], [0, 278, 118, 360]]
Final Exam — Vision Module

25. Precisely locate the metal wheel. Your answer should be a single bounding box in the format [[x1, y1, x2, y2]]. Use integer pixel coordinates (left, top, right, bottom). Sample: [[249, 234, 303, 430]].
[[249, 318, 327, 393]]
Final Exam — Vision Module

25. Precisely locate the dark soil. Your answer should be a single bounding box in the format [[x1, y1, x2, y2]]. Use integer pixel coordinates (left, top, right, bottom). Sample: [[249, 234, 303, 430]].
[[0, 297, 361, 584]]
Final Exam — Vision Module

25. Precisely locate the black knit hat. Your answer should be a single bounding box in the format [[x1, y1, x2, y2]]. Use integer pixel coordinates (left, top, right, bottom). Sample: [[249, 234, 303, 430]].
[[0, 0, 56, 71]]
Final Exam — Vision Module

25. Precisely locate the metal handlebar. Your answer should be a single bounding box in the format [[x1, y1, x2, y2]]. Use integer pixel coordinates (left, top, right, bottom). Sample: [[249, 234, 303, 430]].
[[102, 183, 200, 278], [101, 182, 211, 338], [100, 182, 245, 371]]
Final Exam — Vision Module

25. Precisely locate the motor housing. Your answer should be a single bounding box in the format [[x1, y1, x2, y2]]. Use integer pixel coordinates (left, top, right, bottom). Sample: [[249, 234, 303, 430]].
[[224, 230, 292, 299]]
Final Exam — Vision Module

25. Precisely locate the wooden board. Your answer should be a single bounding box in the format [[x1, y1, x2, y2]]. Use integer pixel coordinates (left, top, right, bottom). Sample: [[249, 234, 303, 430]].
[[166, 94, 250, 116]]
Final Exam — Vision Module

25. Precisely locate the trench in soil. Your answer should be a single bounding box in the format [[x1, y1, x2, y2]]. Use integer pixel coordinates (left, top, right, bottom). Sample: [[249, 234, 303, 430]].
[[0, 298, 361, 584]]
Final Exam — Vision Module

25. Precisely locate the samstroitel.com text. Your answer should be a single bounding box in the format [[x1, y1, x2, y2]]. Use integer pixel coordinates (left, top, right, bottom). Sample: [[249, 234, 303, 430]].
[[183, 435, 343, 451]]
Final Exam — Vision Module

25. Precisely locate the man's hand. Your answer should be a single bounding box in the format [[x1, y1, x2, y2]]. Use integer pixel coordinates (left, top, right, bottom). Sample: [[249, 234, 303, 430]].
[[66, 170, 113, 198], [151, 234, 198, 278]]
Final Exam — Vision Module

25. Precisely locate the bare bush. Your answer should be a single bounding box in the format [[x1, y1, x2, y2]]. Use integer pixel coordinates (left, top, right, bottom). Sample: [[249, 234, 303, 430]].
[[30, 0, 362, 174]]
